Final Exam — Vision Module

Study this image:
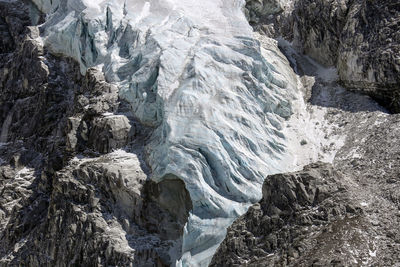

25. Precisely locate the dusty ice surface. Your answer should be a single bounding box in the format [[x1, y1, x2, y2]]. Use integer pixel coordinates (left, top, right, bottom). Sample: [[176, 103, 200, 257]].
[[30, 0, 319, 265]]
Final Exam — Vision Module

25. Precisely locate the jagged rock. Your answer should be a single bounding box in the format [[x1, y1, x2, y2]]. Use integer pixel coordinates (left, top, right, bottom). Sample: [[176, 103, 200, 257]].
[[337, 0, 400, 112], [294, 0, 349, 67], [294, 0, 400, 112], [67, 114, 135, 154], [0, 0, 42, 55], [245, 0, 295, 39], [0, 1, 187, 266], [249, 0, 400, 112], [74, 68, 119, 116], [66, 116, 82, 152], [246, 0, 286, 22], [0, 16, 14, 54], [88, 115, 134, 153], [1, 149, 189, 266], [210, 162, 366, 266]]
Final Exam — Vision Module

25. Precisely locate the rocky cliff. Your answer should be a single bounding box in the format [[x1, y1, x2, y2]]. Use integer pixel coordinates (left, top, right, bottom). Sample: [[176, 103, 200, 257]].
[[0, 1, 189, 266], [297, 0, 400, 113], [247, 0, 400, 112]]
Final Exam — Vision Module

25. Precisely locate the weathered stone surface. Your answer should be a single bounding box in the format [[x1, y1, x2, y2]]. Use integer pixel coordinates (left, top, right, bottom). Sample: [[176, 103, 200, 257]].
[[87, 115, 134, 154], [66, 114, 135, 154], [337, 0, 400, 112], [74, 68, 119, 116], [245, 0, 295, 39], [211, 163, 366, 266], [294, 0, 350, 67], [0, 147, 190, 266], [294, 0, 400, 112], [0, 1, 188, 266], [248, 0, 400, 113]]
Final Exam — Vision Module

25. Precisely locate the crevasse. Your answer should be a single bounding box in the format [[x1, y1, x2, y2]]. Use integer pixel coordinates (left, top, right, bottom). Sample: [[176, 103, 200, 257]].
[[32, 0, 299, 265]]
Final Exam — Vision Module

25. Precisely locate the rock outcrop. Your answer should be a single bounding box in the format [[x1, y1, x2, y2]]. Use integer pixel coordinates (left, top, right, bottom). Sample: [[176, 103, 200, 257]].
[[247, 0, 400, 113], [337, 0, 400, 112], [211, 163, 367, 266], [0, 1, 189, 266], [245, 0, 295, 39], [295, 0, 400, 112]]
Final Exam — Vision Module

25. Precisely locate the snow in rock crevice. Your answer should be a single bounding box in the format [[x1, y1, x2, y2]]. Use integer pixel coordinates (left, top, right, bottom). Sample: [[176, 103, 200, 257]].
[[32, 0, 304, 266]]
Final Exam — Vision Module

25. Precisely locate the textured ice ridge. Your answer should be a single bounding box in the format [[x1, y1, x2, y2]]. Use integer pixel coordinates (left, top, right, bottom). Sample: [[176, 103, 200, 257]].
[[32, 0, 298, 265]]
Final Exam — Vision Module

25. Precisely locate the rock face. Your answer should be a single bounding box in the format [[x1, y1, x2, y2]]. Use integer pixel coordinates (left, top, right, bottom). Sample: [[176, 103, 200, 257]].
[[294, 0, 348, 67], [337, 0, 400, 112], [247, 0, 400, 113], [211, 163, 366, 266], [0, 1, 189, 266], [0, 149, 188, 267], [87, 115, 134, 153], [295, 0, 400, 112], [245, 0, 294, 39]]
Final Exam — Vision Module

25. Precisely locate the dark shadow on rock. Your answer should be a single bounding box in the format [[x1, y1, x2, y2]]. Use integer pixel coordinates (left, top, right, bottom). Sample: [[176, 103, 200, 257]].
[[277, 39, 389, 114], [119, 99, 192, 266], [310, 81, 389, 114]]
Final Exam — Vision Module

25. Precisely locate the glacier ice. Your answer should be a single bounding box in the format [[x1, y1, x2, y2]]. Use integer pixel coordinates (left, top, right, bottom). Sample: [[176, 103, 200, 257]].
[[32, 0, 301, 265]]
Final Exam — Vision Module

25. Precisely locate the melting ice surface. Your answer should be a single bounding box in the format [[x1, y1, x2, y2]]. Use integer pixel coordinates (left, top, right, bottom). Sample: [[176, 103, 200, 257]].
[[32, 0, 299, 265]]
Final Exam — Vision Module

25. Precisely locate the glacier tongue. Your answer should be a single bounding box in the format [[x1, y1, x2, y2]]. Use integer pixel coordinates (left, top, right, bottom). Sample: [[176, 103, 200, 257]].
[[32, 0, 299, 265]]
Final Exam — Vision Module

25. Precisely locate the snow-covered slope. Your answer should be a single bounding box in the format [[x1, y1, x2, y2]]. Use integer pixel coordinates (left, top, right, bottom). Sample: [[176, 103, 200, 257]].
[[32, 0, 302, 265]]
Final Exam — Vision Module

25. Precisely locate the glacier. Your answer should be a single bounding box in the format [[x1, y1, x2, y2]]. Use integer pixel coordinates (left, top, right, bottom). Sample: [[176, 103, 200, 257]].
[[31, 0, 302, 266]]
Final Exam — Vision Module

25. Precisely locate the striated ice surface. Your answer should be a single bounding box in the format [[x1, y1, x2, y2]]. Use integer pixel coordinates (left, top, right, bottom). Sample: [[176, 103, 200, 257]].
[[32, 0, 300, 266]]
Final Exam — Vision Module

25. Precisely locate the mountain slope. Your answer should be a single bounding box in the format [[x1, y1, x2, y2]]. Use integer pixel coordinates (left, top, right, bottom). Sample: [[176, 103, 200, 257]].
[[27, 0, 308, 265], [1, 0, 399, 266]]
